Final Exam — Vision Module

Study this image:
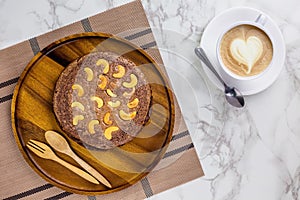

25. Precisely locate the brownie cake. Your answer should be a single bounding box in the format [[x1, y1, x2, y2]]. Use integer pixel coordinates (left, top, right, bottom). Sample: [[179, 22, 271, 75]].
[[53, 51, 152, 150]]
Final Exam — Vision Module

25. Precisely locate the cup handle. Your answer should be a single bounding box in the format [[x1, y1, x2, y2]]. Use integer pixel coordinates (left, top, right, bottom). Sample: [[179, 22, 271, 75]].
[[255, 14, 267, 26]]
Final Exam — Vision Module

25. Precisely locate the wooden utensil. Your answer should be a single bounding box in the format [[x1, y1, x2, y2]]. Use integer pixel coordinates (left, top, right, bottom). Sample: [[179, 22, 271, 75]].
[[26, 139, 99, 185], [45, 130, 112, 188]]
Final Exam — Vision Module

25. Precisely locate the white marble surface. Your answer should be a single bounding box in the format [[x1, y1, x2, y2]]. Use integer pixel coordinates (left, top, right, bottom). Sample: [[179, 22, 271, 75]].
[[1, 0, 300, 199]]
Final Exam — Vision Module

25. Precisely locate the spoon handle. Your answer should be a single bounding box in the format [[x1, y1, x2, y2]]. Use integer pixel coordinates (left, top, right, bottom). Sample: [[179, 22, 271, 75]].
[[69, 151, 112, 188], [52, 156, 100, 185], [194, 47, 226, 86]]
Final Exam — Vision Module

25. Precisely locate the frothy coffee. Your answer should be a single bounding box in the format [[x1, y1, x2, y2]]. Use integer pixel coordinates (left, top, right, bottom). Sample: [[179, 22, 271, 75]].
[[219, 25, 273, 77]]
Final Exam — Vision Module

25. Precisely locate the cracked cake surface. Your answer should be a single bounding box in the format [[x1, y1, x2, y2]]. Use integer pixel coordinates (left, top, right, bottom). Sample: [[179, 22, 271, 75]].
[[53, 51, 152, 150]]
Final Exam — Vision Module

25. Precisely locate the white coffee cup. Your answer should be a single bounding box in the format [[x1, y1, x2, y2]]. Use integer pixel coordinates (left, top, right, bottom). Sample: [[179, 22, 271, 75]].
[[216, 14, 275, 81]]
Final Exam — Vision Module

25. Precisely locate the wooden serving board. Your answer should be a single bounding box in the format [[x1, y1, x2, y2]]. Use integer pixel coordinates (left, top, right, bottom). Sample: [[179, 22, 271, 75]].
[[11, 32, 175, 195]]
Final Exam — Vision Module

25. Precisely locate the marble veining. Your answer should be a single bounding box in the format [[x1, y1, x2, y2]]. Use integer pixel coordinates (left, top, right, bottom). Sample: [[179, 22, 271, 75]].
[[1, 0, 300, 199]]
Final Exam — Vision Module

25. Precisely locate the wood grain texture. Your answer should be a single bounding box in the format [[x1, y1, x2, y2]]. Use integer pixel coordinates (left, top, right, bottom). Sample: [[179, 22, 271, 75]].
[[11, 32, 175, 195]]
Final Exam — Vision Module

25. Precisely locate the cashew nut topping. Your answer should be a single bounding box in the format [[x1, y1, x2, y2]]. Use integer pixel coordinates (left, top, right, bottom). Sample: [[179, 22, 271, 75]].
[[88, 120, 99, 134], [103, 112, 112, 125], [127, 98, 139, 108], [104, 126, 119, 140], [108, 100, 121, 108], [84, 67, 94, 81], [106, 89, 117, 97], [98, 75, 108, 90], [122, 74, 138, 88], [119, 110, 137, 121], [90, 96, 103, 108], [73, 115, 84, 125], [72, 84, 84, 96], [96, 59, 109, 74], [112, 65, 125, 78], [123, 87, 135, 98], [71, 101, 85, 111]]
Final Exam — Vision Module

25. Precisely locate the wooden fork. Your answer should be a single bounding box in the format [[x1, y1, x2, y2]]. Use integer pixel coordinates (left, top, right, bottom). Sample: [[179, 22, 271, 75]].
[[26, 139, 99, 185]]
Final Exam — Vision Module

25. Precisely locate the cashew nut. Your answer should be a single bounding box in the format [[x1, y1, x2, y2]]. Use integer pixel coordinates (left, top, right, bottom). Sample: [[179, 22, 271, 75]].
[[98, 75, 108, 90], [122, 74, 138, 88], [119, 110, 137, 121], [88, 120, 99, 134], [108, 100, 120, 108], [72, 84, 84, 96], [90, 96, 103, 108], [71, 101, 85, 111], [104, 126, 119, 140], [84, 67, 94, 81], [123, 87, 135, 98], [73, 115, 84, 125], [96, 59, 109, 74], [106, 89, 117, 97], [127, 98, 139, 108], [103, 112, 112, 125], [113, 65, 125, 78]]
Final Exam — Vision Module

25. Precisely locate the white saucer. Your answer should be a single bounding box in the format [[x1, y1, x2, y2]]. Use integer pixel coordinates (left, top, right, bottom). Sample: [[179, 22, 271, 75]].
[[200, 7, 285, 95]]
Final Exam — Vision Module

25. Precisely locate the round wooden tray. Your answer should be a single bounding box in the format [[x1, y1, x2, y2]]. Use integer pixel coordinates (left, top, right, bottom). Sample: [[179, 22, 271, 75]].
[[11, 32, 175, 195]]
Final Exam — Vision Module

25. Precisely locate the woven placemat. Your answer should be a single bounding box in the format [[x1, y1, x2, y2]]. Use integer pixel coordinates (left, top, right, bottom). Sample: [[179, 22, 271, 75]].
[[0, 1, 204, 199]]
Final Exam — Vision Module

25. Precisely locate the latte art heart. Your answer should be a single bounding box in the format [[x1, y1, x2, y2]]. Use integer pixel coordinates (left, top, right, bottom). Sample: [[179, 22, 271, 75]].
[[230, 36, 263, 74], [220, 25, 273, 77]]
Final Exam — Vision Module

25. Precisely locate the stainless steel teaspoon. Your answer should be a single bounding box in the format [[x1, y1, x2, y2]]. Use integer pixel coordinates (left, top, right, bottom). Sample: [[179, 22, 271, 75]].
[[194, 47, 245, 108]]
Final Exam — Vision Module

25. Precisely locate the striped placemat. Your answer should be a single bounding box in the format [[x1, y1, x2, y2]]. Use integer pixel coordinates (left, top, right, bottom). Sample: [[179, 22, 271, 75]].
[[0, 1, 204, 199]]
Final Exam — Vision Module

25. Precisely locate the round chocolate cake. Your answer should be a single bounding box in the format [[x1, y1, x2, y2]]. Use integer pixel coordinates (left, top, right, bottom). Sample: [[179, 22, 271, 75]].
[[53, 52, 152, 150]]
